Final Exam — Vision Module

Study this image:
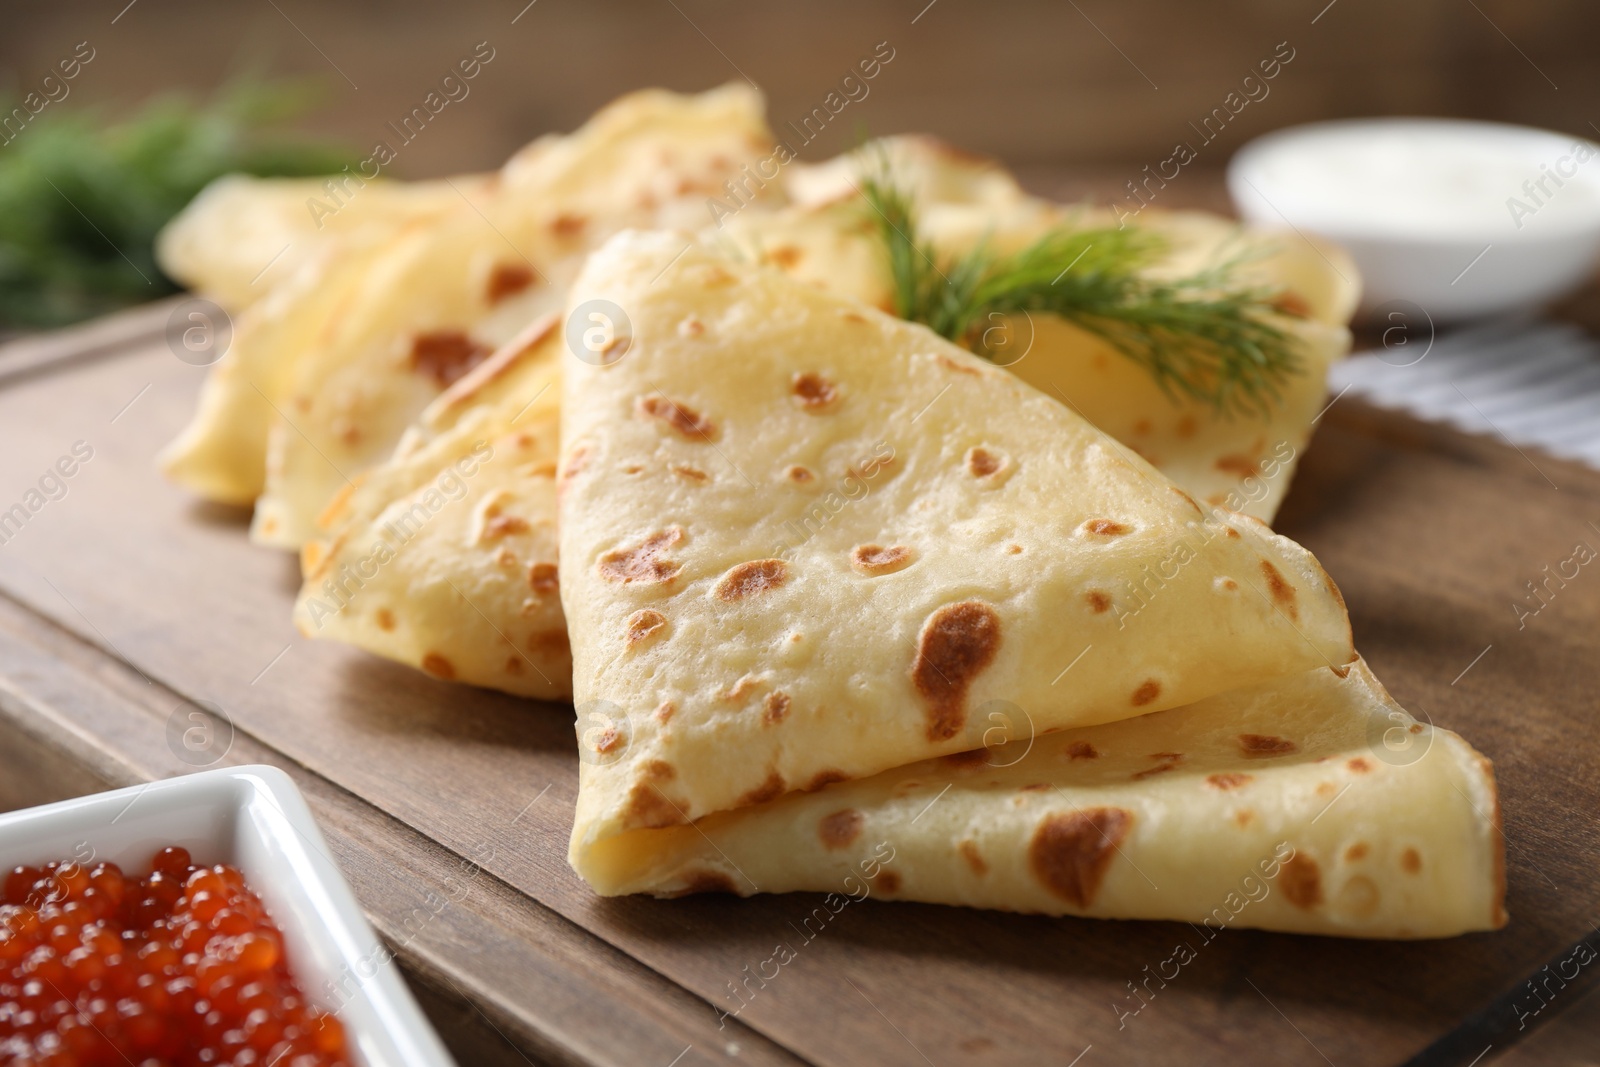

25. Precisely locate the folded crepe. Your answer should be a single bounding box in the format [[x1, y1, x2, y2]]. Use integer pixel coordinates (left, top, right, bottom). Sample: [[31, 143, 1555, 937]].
[[577, 657, 1503, 938], [559, 231, 1354, 848], [554, 235, 1502, 937], [722, 146, 1360, 521], [293, 318, 569, 698], [155, 173, 488, 311], [297, 140, 1353, 697], [243, 85, 779, 548]]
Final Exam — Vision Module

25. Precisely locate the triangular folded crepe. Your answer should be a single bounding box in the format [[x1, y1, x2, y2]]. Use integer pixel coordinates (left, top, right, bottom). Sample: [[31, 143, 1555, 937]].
[[292, 318, 569, 698], [724, 145, 1360, 521], [246, 84, 779, 548], [155, 173, 486, 311], [575, 657, 1504, 939], [559, 232, 1354, 853], [300, 145, 1354, 698]]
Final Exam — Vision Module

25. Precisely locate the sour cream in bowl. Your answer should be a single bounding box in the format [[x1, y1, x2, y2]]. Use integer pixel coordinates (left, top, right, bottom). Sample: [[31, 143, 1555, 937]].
[[1228, 118, 1600, 322]]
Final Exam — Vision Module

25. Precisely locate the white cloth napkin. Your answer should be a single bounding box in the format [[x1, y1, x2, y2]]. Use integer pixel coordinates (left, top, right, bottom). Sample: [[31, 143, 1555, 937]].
[[1328, 317, 1600, 469]]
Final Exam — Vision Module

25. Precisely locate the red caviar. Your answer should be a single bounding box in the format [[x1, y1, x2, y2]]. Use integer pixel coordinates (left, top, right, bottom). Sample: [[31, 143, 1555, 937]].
[[0, 845, 349, 1066]]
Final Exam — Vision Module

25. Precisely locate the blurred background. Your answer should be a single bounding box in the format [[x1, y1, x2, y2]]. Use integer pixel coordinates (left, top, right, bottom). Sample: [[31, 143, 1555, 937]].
[[2, 0, 1599, 331], [1, 0, 1595, 325], [6, 0, 1595, 177]]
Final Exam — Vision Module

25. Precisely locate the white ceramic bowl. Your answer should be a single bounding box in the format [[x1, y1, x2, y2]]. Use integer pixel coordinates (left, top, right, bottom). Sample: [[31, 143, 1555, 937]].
[[1228, 117, 1600, 322], [0, 765, 456, 1067]]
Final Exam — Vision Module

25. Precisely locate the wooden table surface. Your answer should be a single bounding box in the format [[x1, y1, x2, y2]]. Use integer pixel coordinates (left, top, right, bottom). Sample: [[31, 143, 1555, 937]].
[[2, 283, 1599, 1066]]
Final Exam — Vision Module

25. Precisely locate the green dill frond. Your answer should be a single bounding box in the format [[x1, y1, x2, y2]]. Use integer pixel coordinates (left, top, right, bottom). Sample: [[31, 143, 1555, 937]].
[[860, 164, 1303, 417]]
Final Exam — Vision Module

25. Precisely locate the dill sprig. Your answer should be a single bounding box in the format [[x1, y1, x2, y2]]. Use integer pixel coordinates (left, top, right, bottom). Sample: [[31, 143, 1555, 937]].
[[0, 79, 355, 330], [860, 168, 1303, 417]]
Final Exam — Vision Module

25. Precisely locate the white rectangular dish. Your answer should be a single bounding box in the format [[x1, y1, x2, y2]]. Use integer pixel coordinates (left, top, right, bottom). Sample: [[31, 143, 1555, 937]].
[[0, 765, 457, 1067]]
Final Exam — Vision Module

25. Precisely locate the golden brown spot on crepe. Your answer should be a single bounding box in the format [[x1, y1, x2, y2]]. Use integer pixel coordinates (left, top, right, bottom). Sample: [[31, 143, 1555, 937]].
[[959, 841, 988, 875], [505, 656, 524, 675], [1235, 810, 1255, 828], [598, 527, 683, 585], [1239, 734, 1298, 757], [851, 544, 915, 576], [624, 763, 686, 828], [1066, 741, 1099, 761], [1006, 543, 1023, 554], [410, 331, 492, 388], [1029, 808, 1131, 907], [791, 372, 840, 411], [421, 653, 456, 680], [1316, 782, 1337, 797], [337, 423, 361, 447], [593, 726, 623, 755], [1346, 842, 1370, 862], [637, 395, 716, 441], [486, 263, 536, 305], [621, 464, 642, 475], [1207, 772, 1252, 790], [805, 770, 849, 791], [558, 445, 589, 495], [1280, 854, 1323, 909], [529, 562, 559, 595], [625, 608, 667, 647], [1019, 783, 1051, 792], [529, 630, 569, 658], [1133, 752, 1183, 780], [678, 315, 704, 338], [670, 463, 709, 483], [786, 465, 815, 483], [1272, 290, 1312, 318], [912, 601, 1002, 742], [718, 673, 766, 702], [675, 870, 738, 896], [696, 264, 736, 288], [739, 770, 786, 807], [1215, 454, 1261, 479], [495, 549, 518, 568], [1132, 418, 1153, 436], [819, 809, 863, 850], [1083, 518, 1131, 537], [943, 748, 990, 770], [768, 245, 803, 268], [1131, 680, 1162, 707], [654, 701, 675, 724], [375, 608, 396, 632], [762, 690, 790, 725], [1224, 526, 1242, 540], [1330, 662, 1353, 679], [1409, 723, 1423, 734], [1401, 848, 1422, 874], [714, 559, 788, 602], [1259, 560, 1299, 620], [871, 869, 901, 894], [549, 212, 586, 237], [840, 309, 869, 324], [1347, 757, 1372, 773], [1175, 415, 1198, 439], [966, 447, 1004, 477], [485, 515, 530, 538], [1085, 590, 1112, 613], [937, 354, 981, 376], [1221, 578, 1239, 591]]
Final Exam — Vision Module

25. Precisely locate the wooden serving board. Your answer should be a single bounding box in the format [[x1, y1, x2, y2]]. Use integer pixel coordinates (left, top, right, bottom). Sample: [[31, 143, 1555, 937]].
[[2, 298, 1599, 1067]]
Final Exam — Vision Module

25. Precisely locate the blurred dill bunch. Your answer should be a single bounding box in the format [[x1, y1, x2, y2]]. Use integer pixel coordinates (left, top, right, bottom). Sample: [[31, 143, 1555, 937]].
[[0, 79, 354, 329]]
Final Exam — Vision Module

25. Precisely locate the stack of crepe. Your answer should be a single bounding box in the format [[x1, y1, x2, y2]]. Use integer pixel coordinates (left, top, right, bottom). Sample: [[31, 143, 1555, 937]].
[[158, 87, 1504, 938]]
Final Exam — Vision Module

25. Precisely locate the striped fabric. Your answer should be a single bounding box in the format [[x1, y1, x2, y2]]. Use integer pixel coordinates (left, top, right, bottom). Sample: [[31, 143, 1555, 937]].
[[1328, 317, 1600, 468]]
